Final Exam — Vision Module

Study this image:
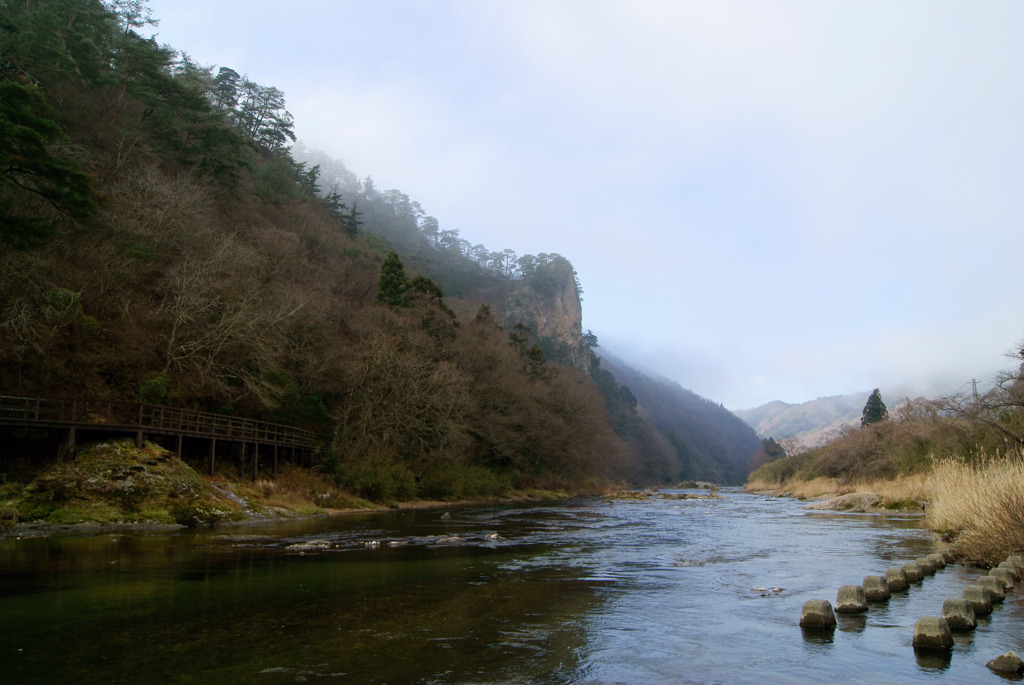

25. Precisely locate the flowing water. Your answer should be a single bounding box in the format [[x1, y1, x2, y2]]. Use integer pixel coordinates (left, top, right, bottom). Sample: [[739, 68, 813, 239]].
[[1, 489, 1022, 684]]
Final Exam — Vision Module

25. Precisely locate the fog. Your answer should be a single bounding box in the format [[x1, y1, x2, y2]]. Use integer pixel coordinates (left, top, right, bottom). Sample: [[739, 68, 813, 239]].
[[147, 0, 1024, 409]]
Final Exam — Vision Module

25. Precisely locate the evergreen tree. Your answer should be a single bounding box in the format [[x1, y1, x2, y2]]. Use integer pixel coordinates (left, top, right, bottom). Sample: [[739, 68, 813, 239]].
[[761, 437, 786, 460], [861, 389, 889, 426], [375, 250, 410, 306], [0, 80, 97, 247]]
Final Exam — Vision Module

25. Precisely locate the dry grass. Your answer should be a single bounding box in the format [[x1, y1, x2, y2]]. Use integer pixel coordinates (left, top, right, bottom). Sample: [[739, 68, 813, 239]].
[[246, 465, 373, 512], [748, 472, 929, 507], [926, 452, 1024, 565], [785, 477, 849, 499], [745, 476, 842, 498], [868, 473, 931, 504]]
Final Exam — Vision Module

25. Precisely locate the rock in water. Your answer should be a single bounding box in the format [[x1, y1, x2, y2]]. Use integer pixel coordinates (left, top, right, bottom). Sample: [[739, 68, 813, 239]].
[[997, 560, 1021, 581], [990, 568, 1015, 590], [962, 585, 993, 615], [885, 568, 909, 592], [800, 599, 836, 628], [978, 576, 1005, 603], [988, 652, 1024, 675], [835, 585, 868, 613], [941, 598, 976, 631], [863, 575, 890, 601], [902, 562, 924, 583], [913, 617, 952, 650]]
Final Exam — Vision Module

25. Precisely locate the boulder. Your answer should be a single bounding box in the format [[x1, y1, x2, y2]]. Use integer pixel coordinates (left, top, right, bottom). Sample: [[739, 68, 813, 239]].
[[962, 585, 994, 615], [863, 575, 891, 602], [800, 599, 837, 628], [913, 617, 953, 650], [835, 584, 868, 613], [885, 567, 909, 592], [988, 652, 1024, 675], [939, 548, 955, 564], [990, 567, 1015, 590], [978, 576, 1006, 602], [902, 562, 924, 583], [926, 553, 946, 569], [916, 556, 938, 575], [997, 560, 1021, 580], [941, 598, 977, 631]]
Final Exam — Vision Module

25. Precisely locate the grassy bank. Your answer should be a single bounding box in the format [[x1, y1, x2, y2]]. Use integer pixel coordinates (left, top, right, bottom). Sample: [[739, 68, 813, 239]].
[[748, 450, 1024, 565], [0, 438, 581, 535], [0, 439, 374, 529]]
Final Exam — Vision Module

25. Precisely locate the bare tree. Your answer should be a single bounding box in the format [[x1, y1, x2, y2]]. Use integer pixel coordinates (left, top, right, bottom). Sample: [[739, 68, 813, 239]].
[[942, 343, 1024, 445]]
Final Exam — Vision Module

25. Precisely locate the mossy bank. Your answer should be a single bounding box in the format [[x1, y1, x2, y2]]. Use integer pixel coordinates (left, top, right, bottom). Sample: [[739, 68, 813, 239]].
[[0, 438, 581, 537], [0, 438, 373, 533]]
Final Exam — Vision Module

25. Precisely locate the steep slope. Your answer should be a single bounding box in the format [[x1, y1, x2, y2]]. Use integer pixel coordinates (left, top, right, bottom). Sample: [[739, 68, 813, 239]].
[[600, 353, 761, 485], [0, 2, 630, 499]]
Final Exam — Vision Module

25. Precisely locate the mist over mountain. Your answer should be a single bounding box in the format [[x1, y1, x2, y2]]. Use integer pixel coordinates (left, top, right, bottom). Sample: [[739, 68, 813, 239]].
[[598, 353, 760, 485], [736, 391, 911, 449], [0, 1, 768, 495]]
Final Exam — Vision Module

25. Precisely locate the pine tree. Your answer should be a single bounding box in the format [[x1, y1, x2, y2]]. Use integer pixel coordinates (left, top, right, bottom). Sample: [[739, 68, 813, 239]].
[[861, 389, 889, 426], [0, 81, 97, 247], [375, 250, 410, 306]]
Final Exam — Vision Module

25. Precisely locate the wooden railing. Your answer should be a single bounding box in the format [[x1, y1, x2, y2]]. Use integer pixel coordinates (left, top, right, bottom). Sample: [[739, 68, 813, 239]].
[[0, 394, 320, 450]]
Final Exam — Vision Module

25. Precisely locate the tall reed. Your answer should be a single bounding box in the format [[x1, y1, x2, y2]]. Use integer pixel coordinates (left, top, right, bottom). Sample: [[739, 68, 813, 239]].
[[926, 451, 1024, 565]]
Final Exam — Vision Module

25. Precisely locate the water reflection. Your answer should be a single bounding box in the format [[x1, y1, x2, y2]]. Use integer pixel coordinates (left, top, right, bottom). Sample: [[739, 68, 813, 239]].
[[837, 614, 868, 633], [915, 648, 953, 671], [800, 626, 836, 644]]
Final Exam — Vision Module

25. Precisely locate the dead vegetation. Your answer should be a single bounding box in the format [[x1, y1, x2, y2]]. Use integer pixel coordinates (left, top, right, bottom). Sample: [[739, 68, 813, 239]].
[[926, 453, 1024, 565]]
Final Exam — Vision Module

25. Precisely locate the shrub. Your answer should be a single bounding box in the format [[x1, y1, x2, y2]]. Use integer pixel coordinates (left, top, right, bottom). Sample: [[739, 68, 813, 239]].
[[337, 455, 417, 502], [417, 463, 507, 500]]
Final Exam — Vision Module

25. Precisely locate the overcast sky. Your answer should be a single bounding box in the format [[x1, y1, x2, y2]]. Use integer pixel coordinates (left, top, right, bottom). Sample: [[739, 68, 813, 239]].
[[146, 0, 1024, 410]]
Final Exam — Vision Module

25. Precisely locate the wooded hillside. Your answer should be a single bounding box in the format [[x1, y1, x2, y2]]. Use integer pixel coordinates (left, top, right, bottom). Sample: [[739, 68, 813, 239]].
[[1, 0, 759, 497]]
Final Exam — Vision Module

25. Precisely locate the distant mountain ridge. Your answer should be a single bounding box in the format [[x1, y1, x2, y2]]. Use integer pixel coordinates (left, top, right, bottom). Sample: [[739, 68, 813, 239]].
[[735, 393, 873, 448]]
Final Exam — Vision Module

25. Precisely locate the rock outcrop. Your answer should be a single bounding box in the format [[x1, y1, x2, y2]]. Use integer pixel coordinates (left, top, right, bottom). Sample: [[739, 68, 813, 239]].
[[502, 256, 587, 368]]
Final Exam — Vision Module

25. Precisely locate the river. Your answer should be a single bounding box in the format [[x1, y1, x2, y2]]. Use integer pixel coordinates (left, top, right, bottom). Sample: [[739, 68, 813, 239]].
[[1, 489, 1021, 683]]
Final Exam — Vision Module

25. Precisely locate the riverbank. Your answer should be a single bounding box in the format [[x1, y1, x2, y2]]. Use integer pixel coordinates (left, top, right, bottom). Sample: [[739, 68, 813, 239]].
[[745, 474, 928, 513], [748, 453, 1024, 565], [0, 438, 575, 539], [3, 492, 570, 539]]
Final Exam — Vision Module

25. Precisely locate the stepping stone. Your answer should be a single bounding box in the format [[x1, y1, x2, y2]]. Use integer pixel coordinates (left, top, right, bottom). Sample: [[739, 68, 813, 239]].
[[988, 652, 1024, 675], [863, 575, 890, 601], [962, 585, 993, 615], [942, 598, 976, 631], [978, 576, 1005, 602], [885, 568, 908, 592], [902, 562, 924, 583], [913, 617, 952, 650], [836, 584, 868, 613], [800, 599, 837, 628]]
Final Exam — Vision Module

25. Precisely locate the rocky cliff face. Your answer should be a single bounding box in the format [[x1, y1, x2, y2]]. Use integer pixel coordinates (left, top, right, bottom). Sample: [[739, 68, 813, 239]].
[[500, 257, 587, 369]]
